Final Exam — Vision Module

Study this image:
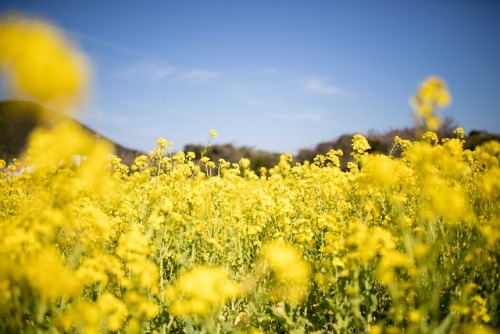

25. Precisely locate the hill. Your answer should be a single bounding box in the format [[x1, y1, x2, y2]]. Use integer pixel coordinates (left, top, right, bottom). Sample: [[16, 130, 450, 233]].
[[0, 100, 143, 165], [2, 100, 499, 171]]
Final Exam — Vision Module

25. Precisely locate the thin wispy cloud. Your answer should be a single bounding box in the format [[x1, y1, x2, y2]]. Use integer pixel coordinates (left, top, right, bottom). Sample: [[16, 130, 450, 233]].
[[116, 62, 176, 81], [65, 30, 221, 85], [64, 29, 157, 59], [180, 69, 219, 83], [270, 111, 323, 123], [303, 77, 345, 95]]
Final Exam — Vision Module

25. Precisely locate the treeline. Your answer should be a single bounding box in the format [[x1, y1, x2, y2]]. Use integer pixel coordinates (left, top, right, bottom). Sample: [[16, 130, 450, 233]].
[[2, 100, 499, 172], [185, 117, 500, 171], [183, 143, 281, 171]]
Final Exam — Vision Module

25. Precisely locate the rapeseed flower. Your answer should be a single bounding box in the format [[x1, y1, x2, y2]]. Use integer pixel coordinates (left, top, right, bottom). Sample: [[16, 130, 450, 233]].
[[260, 242, 311, 304], [411, 76, 452, 131], [415, 76, 451, 108], [165, 266, 241, 317], [351, 134, 371, 154], [26, 248, 79, 301], [97, 293, 129, 331], [361, 154, 400, 187], [0, 14, 90, 110]]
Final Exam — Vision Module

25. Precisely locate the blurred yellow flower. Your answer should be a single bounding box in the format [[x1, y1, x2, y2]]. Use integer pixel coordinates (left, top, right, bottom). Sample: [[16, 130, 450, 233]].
[[26, 248, 79, 301], [425, 115, 442, 132], [411, 76, 452, 131], [166, 265, 241, 317], [361, 154, 400, 187], [0, 14, 90, 111], [260, 242, 311, 304], [239, 157, 251, 169], [416, 76, 451, 108], [97, 293, 129, 331]]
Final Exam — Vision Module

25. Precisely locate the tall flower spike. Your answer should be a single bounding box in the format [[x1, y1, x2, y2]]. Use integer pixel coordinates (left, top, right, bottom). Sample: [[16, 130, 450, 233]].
[[411, 76, 452, 131]]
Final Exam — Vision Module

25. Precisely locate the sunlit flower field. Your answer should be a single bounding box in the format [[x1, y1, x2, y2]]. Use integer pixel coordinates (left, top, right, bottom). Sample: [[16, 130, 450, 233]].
[[1, 14, 499, 334]]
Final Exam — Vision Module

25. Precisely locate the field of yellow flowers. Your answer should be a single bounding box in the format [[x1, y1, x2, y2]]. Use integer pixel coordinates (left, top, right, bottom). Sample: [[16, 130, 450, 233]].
[[1, 14, 499, 334]]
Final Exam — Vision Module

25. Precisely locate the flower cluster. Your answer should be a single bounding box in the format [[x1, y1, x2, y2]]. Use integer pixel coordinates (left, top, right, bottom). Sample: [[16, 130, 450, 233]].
[[1, 127, 498, 333], [411, 76, 452, 131]]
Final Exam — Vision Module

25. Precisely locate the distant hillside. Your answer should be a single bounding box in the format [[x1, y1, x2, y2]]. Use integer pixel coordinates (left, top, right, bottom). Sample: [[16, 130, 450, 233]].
[[185, 117, 500, 171], [0, 100, 144, 165], [2, 100, 498, 172]]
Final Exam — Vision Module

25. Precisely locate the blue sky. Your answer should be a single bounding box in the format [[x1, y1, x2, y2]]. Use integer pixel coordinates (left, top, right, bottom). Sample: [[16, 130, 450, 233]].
[[1, 1, 500, 154]]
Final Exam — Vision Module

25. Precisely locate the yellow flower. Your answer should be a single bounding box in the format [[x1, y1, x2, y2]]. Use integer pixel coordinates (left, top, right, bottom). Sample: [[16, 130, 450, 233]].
[[260, 242, 311, 304], [26, 121, 115, 194], [0, 14, 90, 111], [415, 103, 433, 116], [480, 217, 500, 248], [209, 129, 218, 137], [376, 249, 415, 285], [425, 115, 442, 131], [409, 309, 421, 323], [351, 134, 371, 154], [166, 266, 241, 317], [97, 293, 128, 331], [454, 127, 465, 140], [239, 157, 251, 169], [125, 291, 159, 319], [411, 76, 452, 131], [416, 76, 451, 108], [26, 248, 79, 301], [361, 154, 400, 187]]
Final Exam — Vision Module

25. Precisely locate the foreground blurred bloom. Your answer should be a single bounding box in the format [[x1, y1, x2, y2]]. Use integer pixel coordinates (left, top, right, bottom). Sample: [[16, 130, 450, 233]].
[[26, 121, 114, 193], [165, 266, 241, 317], [260, 242, 311, 304], [26, 248, 79, 301], [0, 14, 89, 110]]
